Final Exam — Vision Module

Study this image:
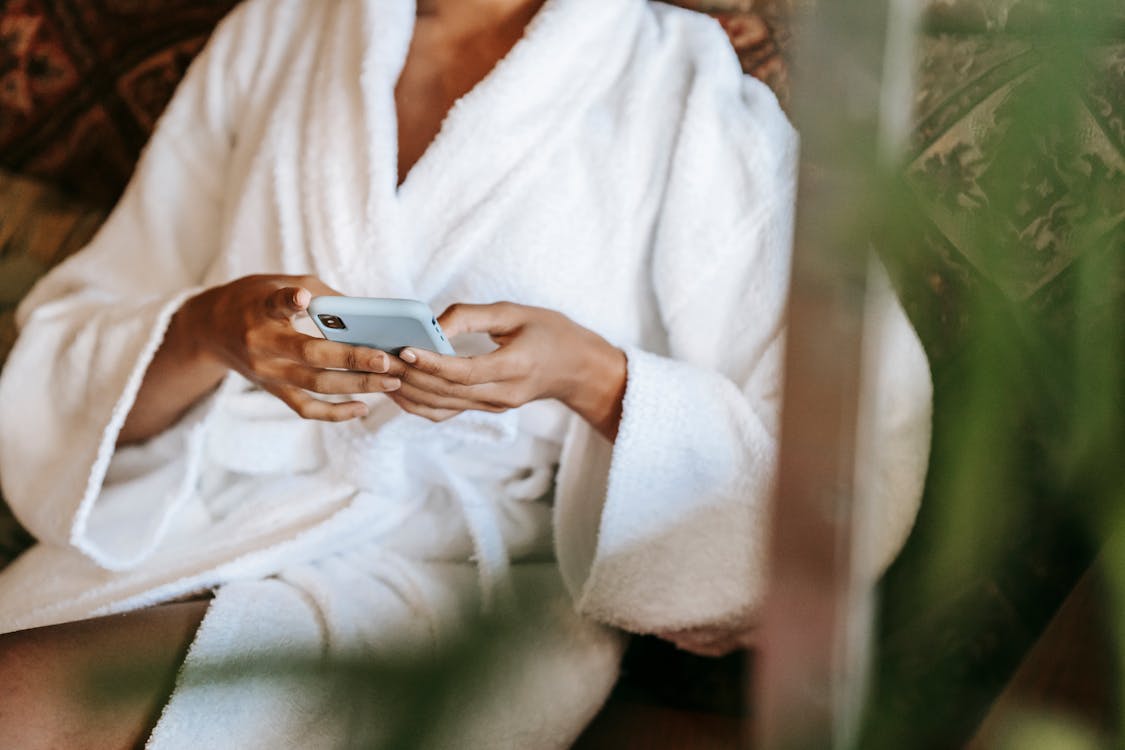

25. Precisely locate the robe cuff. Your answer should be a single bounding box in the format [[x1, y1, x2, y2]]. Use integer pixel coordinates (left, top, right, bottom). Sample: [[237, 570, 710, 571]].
[[554, 345, 774, 634], [66, 288, 218, 570]]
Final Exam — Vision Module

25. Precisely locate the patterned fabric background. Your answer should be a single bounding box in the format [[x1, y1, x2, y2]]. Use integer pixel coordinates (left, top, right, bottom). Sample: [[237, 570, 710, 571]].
[[0, 0, 790, 208], [893, 33, 1125, 363], [0, 0, 242, 207]]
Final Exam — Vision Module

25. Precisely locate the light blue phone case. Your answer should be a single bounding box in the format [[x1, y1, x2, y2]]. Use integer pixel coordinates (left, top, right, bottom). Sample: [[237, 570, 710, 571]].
[[308, 297, 456, 356]]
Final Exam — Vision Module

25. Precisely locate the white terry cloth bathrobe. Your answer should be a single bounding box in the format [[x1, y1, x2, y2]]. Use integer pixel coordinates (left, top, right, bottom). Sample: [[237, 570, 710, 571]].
[[0, 0, 933, 746]]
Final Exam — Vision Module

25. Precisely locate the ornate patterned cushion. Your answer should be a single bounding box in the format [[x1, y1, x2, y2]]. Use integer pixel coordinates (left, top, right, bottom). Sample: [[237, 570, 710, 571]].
[[892, 30, 1125, 362], [0, 0, 242, 207]]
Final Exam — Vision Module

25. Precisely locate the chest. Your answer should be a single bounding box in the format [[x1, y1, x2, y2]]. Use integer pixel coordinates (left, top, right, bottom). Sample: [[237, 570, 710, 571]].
[[394, 16, 527, 186], [214, 7, 665, 346]]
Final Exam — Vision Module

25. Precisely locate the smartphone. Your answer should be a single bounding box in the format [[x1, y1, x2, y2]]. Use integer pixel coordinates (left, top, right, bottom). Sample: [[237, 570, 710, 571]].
[[308, 296, 455, 356]]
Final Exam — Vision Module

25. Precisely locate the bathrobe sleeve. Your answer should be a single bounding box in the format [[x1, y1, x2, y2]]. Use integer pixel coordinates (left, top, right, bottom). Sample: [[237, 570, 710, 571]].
[[0, 4, 261, 569], [554, 68, 933, 634]]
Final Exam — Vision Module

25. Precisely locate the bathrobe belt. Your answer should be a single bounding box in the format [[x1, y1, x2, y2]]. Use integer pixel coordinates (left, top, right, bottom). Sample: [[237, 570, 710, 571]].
[[209, 388, 567, 608]]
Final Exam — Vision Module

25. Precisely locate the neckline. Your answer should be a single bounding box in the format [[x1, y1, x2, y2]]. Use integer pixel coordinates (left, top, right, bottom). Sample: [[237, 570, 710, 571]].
[[391, 0, 554, 196]]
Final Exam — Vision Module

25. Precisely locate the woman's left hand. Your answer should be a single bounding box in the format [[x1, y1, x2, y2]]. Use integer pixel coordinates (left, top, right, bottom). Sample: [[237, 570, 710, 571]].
[[390, 302, 627, 440]]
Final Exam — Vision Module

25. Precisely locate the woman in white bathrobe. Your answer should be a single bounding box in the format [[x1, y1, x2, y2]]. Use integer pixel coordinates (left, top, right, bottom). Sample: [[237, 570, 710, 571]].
[[0, 0, 933, 747]]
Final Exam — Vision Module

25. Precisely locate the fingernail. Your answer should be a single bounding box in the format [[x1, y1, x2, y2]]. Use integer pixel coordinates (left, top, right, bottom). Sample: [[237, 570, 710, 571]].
[[384, 378, 401, 391], [401, 349, 417, 363]]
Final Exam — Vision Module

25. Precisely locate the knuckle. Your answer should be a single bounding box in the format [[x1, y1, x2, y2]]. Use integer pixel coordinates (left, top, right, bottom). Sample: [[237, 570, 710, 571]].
[[326, 408, 352, 423], [431, 378, 455, 397], [246, 357, 275, 381], [370, 351, 389, 373], [307, 372, 330, 393], [455, 361, 476, 386], [361, 374, 383, 392], [240, 326, 259, 353], [510, 384, 535, 407], [298, 339, 318, 363], [271, 363, 298, 386]]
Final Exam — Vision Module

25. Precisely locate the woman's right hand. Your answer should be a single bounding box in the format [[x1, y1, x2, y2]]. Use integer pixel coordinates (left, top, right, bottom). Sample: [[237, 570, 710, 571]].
[[179, 275, 407, 422]]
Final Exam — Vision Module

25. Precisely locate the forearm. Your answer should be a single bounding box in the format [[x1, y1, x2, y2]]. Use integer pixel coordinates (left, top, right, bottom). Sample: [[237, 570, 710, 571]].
[[118, 294, 227, 446]]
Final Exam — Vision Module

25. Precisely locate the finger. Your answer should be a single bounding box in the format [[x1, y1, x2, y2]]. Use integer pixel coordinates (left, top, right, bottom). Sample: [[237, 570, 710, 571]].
[[278, 363, 402, 395], [399, 347, 517, 386], [397, 359, 480, 397], [386, 393, 463, 423], [272, 332, 408, 376], [264, 383, 368, 422], [399, 366, 526, 410], [396, 362, 522, 408], [265, 286, 311, 321], [437, 302, 525, 338], [393, 381, 507, 413]]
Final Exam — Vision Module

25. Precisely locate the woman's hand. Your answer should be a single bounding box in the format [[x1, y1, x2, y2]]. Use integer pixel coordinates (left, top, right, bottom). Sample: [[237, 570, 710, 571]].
[[180, 275, 408, 422], [389, 302, 628, 441], [122, 275, 408, 444]]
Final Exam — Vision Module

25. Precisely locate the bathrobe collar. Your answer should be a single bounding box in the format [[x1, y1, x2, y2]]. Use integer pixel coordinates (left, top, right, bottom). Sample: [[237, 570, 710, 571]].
[[302, 0, 643, 298]]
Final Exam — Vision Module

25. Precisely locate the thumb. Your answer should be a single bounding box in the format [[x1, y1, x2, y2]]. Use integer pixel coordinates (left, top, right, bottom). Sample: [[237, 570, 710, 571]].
[[437, 302, 522, 338], [265, 286, 311, 320]]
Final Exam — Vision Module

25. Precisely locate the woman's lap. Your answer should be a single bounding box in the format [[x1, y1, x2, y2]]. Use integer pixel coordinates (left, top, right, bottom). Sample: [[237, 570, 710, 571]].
[[0, 599, 209, 750], [0, 562, 623, 748]]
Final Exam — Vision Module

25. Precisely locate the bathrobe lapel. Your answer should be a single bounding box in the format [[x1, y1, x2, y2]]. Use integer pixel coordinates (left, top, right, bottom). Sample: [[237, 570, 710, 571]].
[[299, 0, 641, 301], [295, 0, 406, 298], [394, 0, 641, 300]]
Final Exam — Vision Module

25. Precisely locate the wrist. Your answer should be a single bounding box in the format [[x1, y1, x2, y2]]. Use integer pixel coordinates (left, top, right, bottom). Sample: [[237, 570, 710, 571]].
[[565, 334, 627, 441], [172, 289, 225, 372]]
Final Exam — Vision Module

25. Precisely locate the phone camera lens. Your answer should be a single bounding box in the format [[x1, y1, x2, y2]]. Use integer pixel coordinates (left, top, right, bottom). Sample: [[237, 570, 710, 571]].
[[318, 314, 347, 330]]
